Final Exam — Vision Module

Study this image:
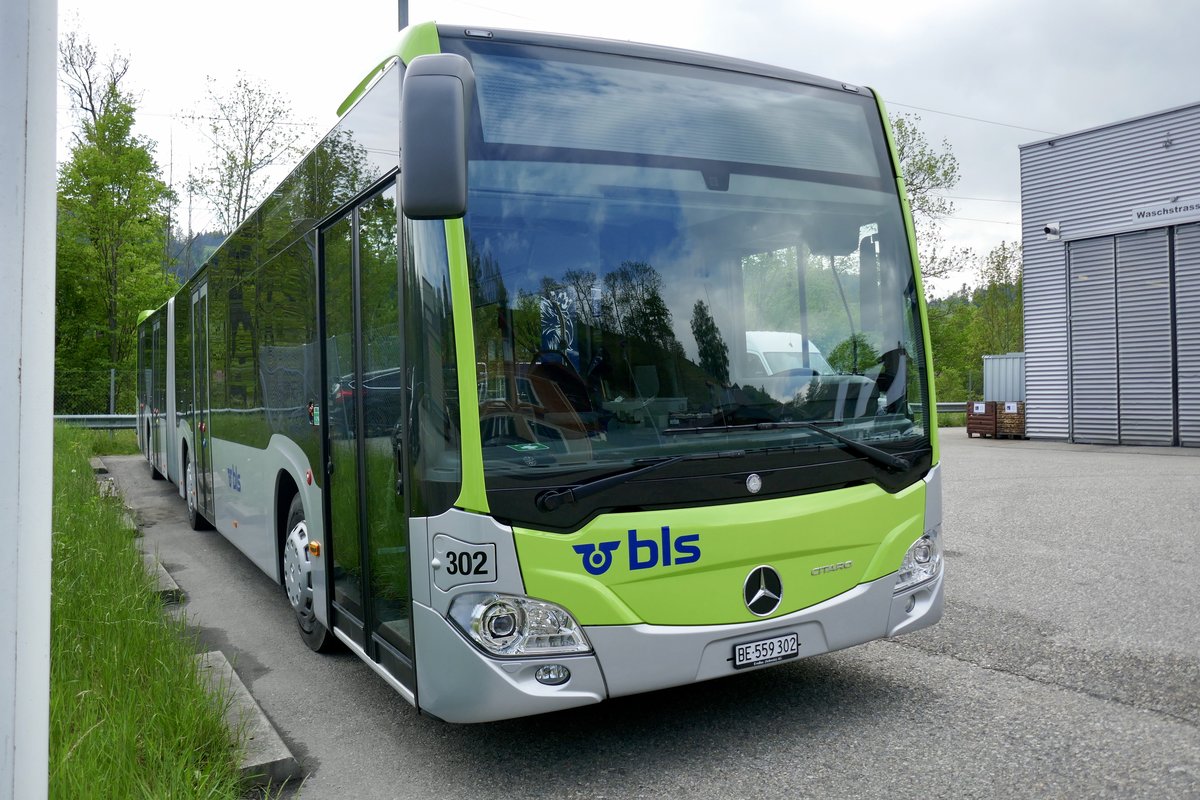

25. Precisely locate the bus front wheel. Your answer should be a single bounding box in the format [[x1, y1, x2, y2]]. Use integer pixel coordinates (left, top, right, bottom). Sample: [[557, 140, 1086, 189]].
[[282, 493, 340, 653], [185, 459, 210, 531]]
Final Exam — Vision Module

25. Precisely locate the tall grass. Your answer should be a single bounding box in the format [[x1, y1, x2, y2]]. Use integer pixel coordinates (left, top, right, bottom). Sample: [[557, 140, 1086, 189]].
[[50, 425, 244, 798], [59, 426, 141, 456]]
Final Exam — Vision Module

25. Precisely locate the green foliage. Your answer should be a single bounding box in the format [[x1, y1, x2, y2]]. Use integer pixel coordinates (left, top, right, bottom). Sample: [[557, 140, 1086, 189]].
[[827, 332, 880, 375], [50, 426, 244, 797], [602, 261, 684, 358], [690, 300, 730, 384], [56, 33, 177, 413], [926, 242, 1023, 401], [891, 113, 967, 281], [68, 427, 140, 456], [740, 248, 861, 355], [972, 240, 1024, 356]]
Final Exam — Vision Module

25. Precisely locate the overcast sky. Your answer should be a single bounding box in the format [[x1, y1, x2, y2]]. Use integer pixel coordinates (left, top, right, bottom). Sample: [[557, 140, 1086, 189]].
[[56, 0, 1200, 294]]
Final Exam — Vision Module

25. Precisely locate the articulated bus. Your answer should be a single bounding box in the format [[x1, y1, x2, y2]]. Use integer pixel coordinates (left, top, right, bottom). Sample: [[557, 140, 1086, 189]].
[[136, 21, 943, 723]]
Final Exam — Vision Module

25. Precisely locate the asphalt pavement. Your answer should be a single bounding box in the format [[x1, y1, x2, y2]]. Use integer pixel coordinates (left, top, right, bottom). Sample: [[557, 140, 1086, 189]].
[[105, 430, 1200, 799]]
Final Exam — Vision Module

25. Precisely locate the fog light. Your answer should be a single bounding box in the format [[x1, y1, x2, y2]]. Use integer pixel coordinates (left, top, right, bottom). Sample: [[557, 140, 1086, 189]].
[[535, 664, 571, 686]]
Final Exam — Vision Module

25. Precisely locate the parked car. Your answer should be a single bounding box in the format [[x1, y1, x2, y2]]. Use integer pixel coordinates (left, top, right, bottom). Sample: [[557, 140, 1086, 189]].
[[329, 367, 405, 438]]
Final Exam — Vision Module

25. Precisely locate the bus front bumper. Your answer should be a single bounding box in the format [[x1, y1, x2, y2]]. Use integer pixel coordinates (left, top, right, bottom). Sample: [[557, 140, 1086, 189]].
[[587, 568, 942, 698], [414, 568, 942, 722]]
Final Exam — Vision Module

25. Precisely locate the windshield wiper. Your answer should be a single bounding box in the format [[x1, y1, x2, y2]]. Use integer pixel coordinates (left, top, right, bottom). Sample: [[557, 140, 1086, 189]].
[[762, 421, 910, 471], [535, 450, 745, 512], [666, 420, 910, 472]]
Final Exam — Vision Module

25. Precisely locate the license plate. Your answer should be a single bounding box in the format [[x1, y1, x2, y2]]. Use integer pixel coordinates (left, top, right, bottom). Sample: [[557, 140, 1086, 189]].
[[732, 632, 799, 669]]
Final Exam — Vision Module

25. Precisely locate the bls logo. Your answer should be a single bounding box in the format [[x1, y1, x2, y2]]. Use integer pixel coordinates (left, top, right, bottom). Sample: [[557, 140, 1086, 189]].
[[573, 526, 701, 576], [226, 465, 242, 493], [573, 541, 621, 576]]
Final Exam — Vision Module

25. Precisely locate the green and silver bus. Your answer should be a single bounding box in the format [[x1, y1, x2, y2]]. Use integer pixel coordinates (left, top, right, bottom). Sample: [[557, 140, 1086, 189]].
[[137, 21, 943, 723]]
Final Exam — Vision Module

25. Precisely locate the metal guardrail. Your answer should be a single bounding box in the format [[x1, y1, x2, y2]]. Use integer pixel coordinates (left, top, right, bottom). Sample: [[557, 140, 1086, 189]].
[[937, 402, 967, 414], [55, 414, 137, 430]]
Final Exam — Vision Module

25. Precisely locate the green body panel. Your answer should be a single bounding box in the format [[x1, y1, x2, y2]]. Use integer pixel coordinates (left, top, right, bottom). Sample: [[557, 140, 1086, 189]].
[[870, 88, 940, 465], [336, 21, 442, 116], [513, 479, 926, 626], [446, 218, 488, 513]]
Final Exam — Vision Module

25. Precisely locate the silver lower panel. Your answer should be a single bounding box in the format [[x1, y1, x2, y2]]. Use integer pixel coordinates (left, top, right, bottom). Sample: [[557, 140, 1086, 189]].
[[413, 602, 606, 723], [413, 570, 942, 721], [588, 570, 942, 698]]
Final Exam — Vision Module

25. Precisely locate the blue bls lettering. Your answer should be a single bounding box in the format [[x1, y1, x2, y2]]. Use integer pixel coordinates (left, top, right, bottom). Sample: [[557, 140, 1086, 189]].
[[629, 526, 701, 570], [575, 527, 701, 575]]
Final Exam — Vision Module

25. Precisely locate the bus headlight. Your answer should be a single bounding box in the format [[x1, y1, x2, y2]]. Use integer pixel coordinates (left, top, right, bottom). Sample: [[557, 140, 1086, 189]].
[[447, 593, 592, 657], [894, 527, 942, 594]]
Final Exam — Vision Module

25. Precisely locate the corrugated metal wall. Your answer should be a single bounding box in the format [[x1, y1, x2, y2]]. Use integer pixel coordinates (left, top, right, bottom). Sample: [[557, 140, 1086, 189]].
[[1177, 223, 1200, 446], [983, 353, 1025, 402], [1115, 229, 1173, 445], [1067, 238, 1117, 444], [1020, 102, 1200, 444]]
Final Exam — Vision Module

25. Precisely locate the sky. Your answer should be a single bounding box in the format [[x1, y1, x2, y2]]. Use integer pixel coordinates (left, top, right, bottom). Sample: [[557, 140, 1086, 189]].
[[56, 0, 1200, 295]]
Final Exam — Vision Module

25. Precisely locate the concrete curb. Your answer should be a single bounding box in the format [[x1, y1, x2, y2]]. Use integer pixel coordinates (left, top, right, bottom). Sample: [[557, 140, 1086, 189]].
[[197, 651, 304, 789], [142, 553, 183, 604], [97, 456, 304, 791]]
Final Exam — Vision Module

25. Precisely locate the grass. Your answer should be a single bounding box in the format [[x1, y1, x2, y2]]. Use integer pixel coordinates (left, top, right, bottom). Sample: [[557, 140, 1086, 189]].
[[66, 426, 141, 456], [50, 425, 246, 798], [937, 412, 966, 427]]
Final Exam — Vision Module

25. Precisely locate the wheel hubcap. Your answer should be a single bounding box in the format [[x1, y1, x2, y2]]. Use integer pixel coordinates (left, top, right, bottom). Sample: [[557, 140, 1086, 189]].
[[283, 520, 314, 622], [186, 461, 197, 515]]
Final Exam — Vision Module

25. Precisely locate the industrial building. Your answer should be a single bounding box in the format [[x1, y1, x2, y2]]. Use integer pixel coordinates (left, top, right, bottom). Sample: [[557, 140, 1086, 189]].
[[1019, 101, 1200, 446]]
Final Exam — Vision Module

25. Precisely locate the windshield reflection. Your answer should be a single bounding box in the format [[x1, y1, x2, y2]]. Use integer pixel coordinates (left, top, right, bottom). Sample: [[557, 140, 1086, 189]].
[[452, 40, 931, 512]]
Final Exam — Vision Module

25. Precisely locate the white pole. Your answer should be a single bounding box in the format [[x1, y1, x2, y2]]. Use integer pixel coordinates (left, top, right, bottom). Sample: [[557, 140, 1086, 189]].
[[0, 0, 57, 797]]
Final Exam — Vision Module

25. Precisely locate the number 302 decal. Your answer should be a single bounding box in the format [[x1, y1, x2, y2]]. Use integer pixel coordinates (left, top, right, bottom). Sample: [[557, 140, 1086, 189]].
[[444, 550, 488, 576]]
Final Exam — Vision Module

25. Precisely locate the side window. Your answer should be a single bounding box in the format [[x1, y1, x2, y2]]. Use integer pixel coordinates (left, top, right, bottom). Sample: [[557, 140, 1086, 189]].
[[405, 218, 461, 515]]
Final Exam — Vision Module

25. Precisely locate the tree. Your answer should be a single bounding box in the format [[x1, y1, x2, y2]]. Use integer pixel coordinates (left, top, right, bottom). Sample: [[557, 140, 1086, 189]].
[[601, 261, 683, 357], [971, 241, 1023, 356], [186, 73, 314, 233], [926, 287, 979, 400], [924, 240, 1023, 404], [58, 28, 128, 139], [690, 300, 730, 384], [56, 32, 176, 412], [892, 113, 968, 281]]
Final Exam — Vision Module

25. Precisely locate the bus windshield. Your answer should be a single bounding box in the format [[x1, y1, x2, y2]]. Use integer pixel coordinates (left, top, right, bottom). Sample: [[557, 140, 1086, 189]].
[[449, 37, 932, 527]]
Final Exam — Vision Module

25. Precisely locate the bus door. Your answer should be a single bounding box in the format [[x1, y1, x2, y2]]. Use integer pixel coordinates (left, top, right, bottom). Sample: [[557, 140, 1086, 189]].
[[138, 326, 149, 453], [191, 283, 215, 519], [151, 317, 163, 472], [320, 184, 415, 690]]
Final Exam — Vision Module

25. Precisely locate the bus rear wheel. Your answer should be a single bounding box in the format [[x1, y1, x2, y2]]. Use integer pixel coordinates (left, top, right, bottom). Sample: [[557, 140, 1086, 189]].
[[282, 493, 340, 653]]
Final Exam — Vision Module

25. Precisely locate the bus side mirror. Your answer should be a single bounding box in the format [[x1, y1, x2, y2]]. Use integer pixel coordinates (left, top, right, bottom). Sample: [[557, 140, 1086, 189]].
[[401, 53, 475, 220]]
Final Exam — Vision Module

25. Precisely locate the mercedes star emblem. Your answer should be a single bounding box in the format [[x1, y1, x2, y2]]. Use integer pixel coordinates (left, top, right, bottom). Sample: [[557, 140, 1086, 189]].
[[743, 565, 783, 616]]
